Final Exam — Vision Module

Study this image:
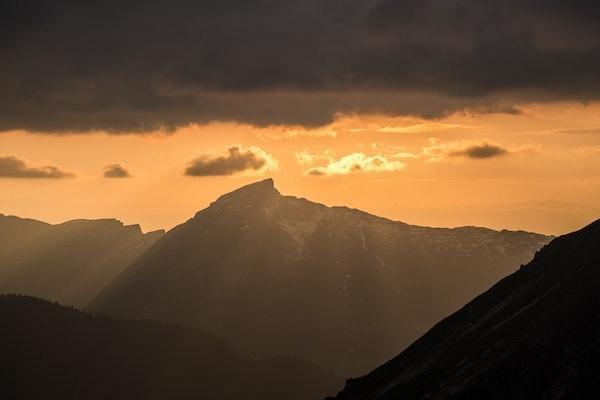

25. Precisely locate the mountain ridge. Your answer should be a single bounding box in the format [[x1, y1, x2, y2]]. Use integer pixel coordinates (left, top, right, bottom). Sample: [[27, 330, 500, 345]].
[[327, 217, 600, 399], [93, 179, 552, 376], [0, 294, 341, 400], [200, 179, 556, 235], [0, 215, 164, 308]]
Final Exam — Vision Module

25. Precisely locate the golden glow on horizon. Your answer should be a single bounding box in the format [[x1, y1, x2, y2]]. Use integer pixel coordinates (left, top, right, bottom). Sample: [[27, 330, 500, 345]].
[[1, 101, 600, 235]]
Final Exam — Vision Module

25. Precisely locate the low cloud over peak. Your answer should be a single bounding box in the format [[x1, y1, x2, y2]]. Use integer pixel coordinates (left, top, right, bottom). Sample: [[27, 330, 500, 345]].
[[0, 156, 72, 179], [103, 164, 131, 178], [185, 146, 277, 177]]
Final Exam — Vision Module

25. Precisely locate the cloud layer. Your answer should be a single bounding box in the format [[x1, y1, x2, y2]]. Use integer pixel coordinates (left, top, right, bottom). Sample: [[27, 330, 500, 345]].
[[185, 146, 276, 177], [305, 152, 406, 176], [103, 164, 131, 178], [0, 156, 72, 178], [2, 1, 600, 133]]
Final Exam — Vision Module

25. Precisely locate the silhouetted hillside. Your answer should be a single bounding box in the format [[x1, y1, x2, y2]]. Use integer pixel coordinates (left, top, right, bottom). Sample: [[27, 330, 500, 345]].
[[92, 179, 551, 376], [0, 295, 341, 400], [0, 214, 163, 308], [328, 219, 600, 400]]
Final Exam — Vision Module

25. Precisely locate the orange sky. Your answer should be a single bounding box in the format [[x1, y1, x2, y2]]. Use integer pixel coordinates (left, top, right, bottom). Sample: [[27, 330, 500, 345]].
[[1, 101, 600, 236]]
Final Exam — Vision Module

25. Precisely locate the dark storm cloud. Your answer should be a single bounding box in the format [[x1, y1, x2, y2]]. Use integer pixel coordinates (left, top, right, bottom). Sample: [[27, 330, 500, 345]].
[[0, 156, 73, 178], [450, 144, 510, 159], [1, 0, 600, 133], [185, 146, 274, 176], [103, 164, 131, 178]]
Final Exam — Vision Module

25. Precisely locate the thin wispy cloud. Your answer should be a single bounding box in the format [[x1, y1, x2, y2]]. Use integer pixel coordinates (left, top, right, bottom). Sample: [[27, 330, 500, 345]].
[[295, 150, 337, 166], [377, 122, 473, 134], [522, 127, 600, 136], [259, 127, 338, 140]]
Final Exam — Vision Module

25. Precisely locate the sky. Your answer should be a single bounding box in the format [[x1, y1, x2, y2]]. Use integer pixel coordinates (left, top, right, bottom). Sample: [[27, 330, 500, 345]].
[[2, 1, 600, 235]]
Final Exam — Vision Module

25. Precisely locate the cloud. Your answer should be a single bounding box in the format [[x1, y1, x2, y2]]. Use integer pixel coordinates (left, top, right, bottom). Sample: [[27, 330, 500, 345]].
[[103, 164, 131, 178], [295, 150, 337, 166], [185, 146, 277, 177], [0, 156, 72, 178], [304, 152, 407, 176], [422, 140, 515, 161], [551, 127, 600, 135], [377, 122, 474, 134], [449, 143, 509, 159], [259, 127, 337, 140], [295, 151, 319, 166], [2, 1, 600, 133]]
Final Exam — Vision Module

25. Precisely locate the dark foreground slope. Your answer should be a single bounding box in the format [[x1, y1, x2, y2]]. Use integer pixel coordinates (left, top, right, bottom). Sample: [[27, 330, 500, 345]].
[[329, 219, 600, 400], [0, 295, 340, 400], [92, 179, 551, 376], [0, 214, 163, 308]]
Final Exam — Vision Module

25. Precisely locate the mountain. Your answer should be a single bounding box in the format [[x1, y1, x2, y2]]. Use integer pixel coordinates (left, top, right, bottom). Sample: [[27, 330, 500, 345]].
[[92, 179, 551, 376], [328, 219, 600, 400], [0, 295, 341, 400], [0, 214, 164, 308]]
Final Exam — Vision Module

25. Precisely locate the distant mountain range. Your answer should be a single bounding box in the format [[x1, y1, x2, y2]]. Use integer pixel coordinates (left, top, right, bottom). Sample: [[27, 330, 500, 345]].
[[0, 214, 163, 308], [328, 219, 600, 400], [91, 179, 552, 376], [0, 294, 340, 400]]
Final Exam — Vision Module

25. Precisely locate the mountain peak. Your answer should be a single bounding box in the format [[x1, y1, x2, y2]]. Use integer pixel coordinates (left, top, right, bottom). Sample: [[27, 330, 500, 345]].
[[245, 178, 275, 190], [213, 178, 279, 204], [191, 179, 280, 219]]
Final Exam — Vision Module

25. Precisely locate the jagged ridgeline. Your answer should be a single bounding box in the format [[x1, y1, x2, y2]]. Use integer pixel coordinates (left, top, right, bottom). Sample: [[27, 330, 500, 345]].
[[0, 215, 164, 308], [92, 179, 551, 376]]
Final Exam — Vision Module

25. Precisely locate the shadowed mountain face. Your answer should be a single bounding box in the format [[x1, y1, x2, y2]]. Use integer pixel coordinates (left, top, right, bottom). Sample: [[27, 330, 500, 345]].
[[92, 179, 551, 376], [328, 219, 600, 400], [0, 295, 341, 400], [0, 214, 164, 308]]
